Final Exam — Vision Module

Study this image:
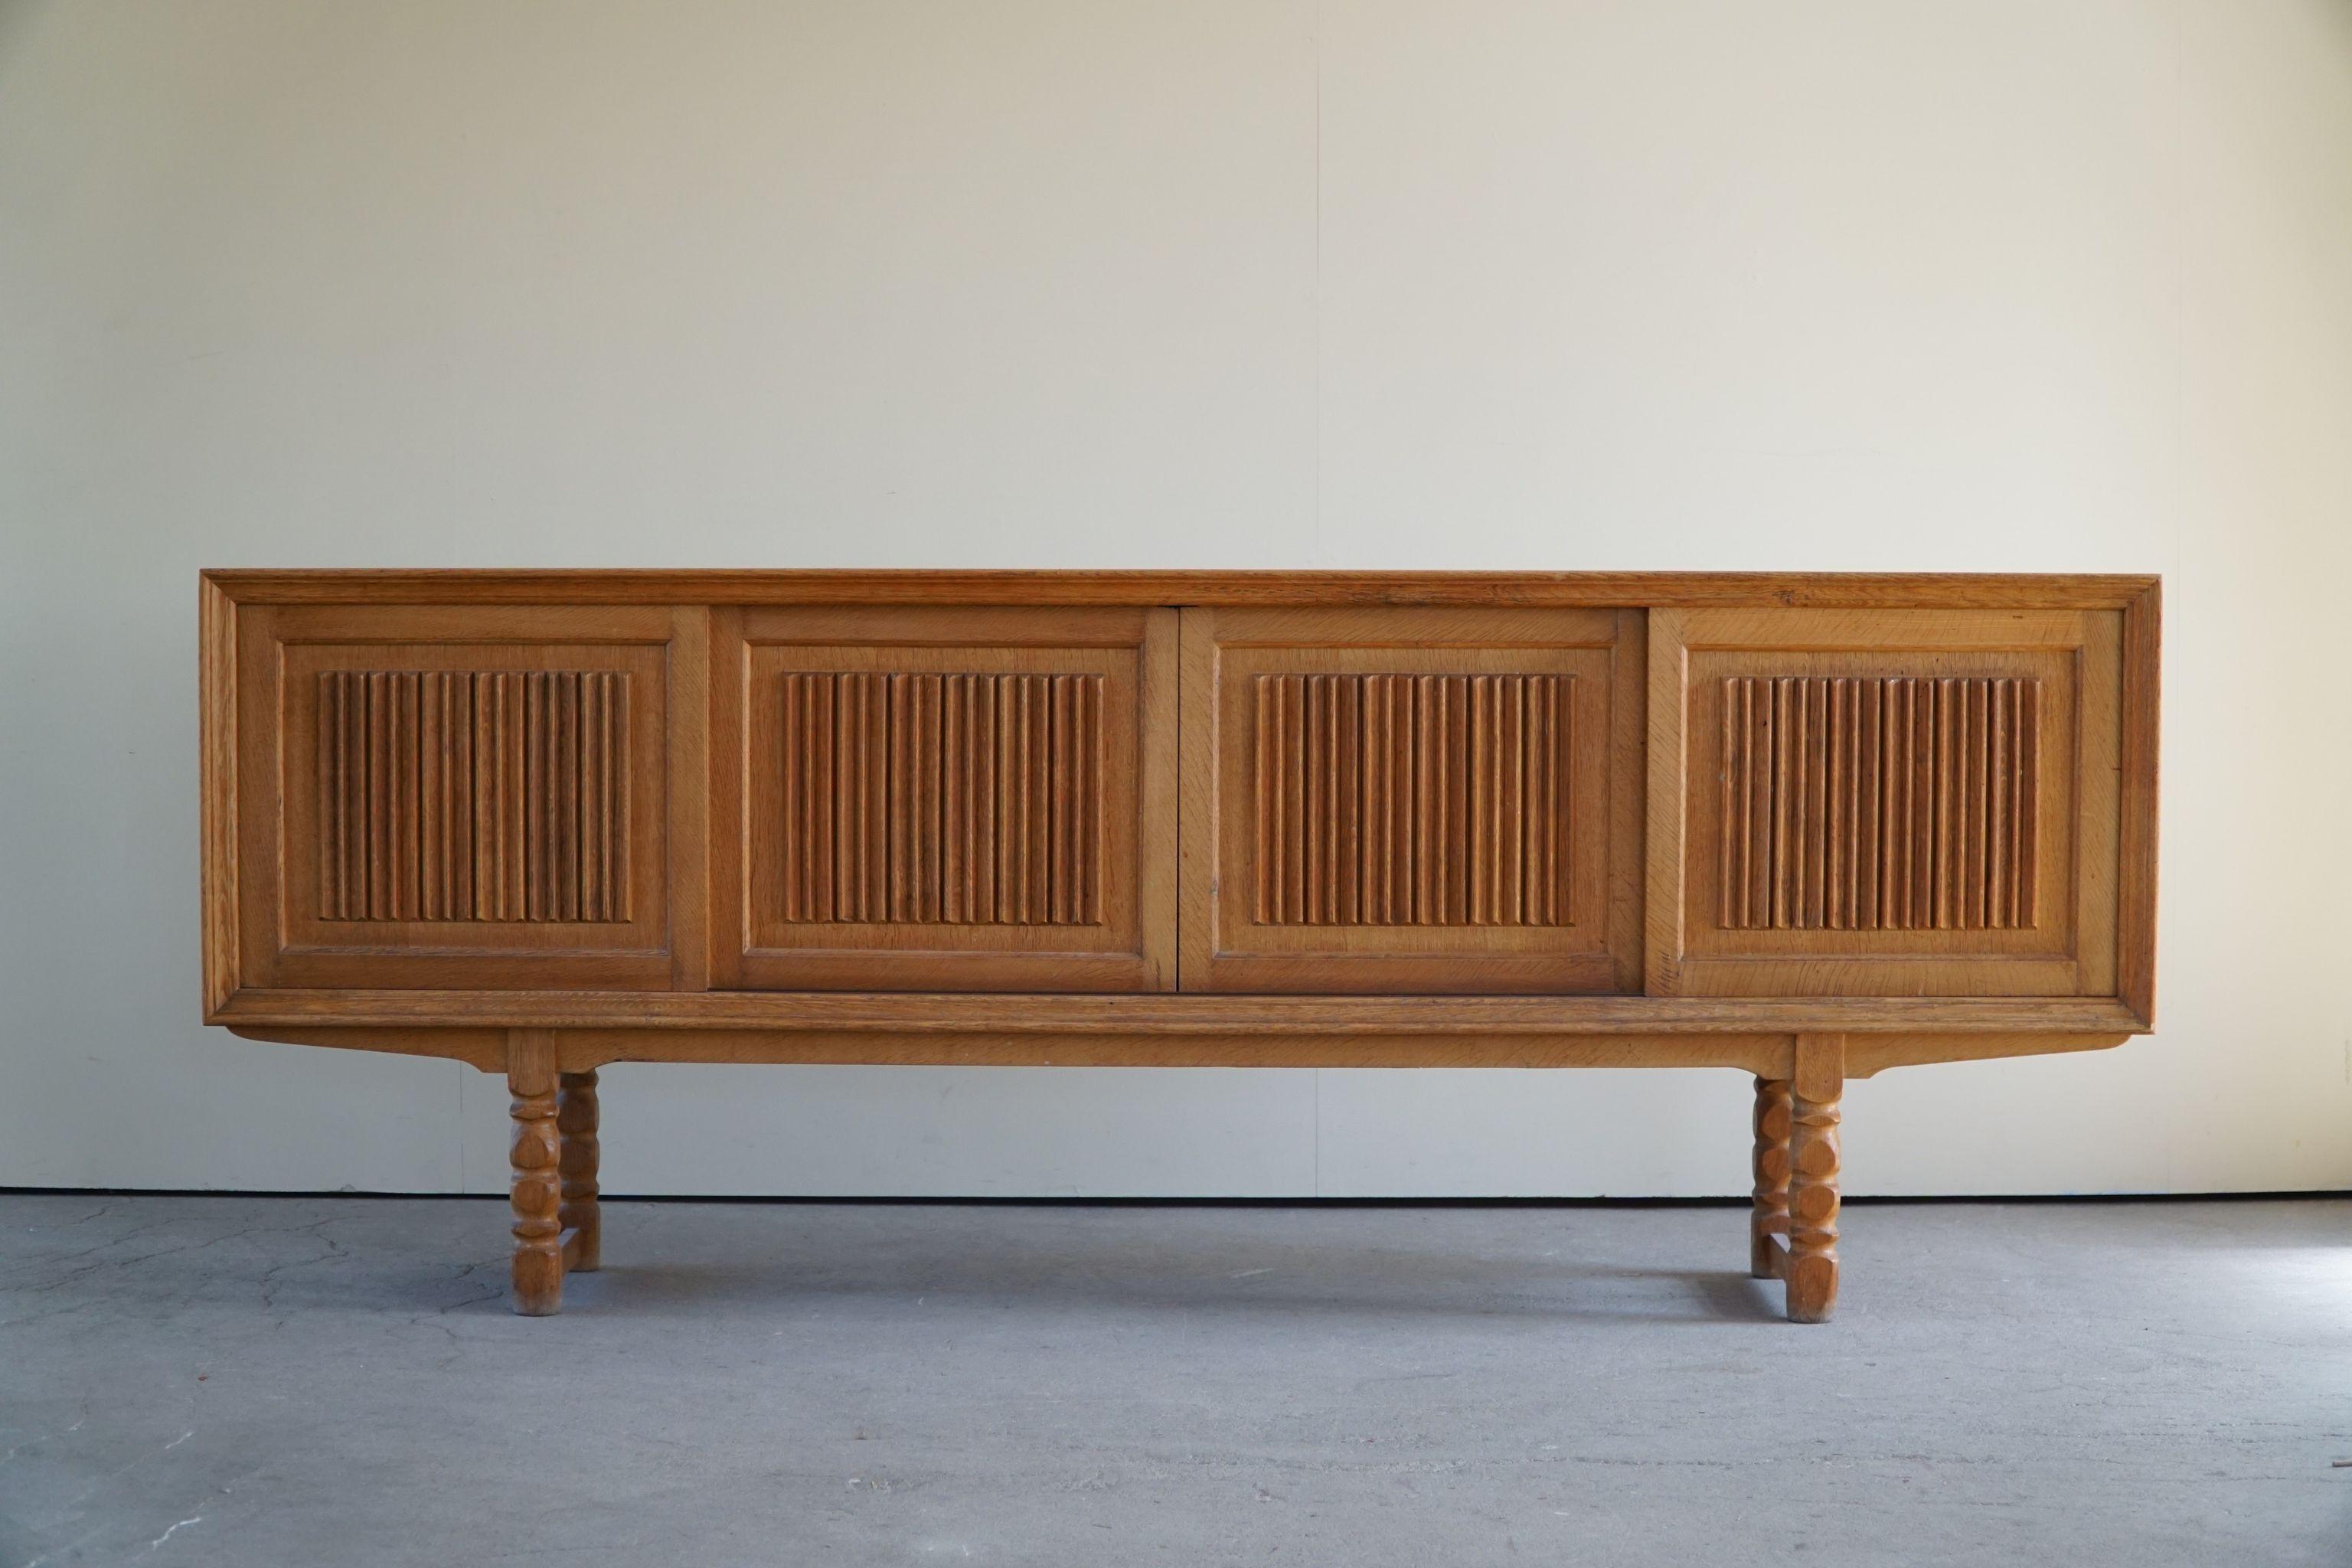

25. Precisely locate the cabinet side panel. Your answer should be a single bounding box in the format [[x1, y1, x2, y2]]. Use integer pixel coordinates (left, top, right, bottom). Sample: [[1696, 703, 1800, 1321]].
[[200, 576, 240, 1015], [2116, 583, 2160, 1024]]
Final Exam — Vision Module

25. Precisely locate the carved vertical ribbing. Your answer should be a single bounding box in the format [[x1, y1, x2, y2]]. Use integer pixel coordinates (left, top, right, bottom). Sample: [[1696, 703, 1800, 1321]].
[[317, 669, 629, 923], [1786, 1033, 1844, 1325], [1720, 675, 2037, 931], [776, 671, 1103, 925], [508, 1031, 563, 1316], [1250, 672, 1574, 926], [557, 1068, 601, 1274], [1750, 1076, 1792, 1279]]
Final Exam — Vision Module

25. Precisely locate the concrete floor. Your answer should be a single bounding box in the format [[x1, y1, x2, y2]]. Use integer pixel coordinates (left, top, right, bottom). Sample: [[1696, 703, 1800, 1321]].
[[2, 1197, 2347, 1566]]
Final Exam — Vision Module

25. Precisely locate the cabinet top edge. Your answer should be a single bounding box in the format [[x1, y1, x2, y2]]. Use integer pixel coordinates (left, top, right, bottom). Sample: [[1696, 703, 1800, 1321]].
[[201, 569, 2162, 610]]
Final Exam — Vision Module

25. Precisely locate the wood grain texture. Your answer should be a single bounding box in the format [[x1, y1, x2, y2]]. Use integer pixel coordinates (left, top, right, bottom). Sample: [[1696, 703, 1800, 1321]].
[[213, 985, 2146, 1034], [1717, 675, 2039, 933], [315, 669, 632, 923], [507, 1030, 564, 1316], [2116, 580, 2161, 1025], [1642, 609, 1693, 998], [557, 1069, 600, 1273], [1181, 606, 1643, 994], [664, 607, 714, 994], [714, 606, 1174, 992], [1654, 608, 2125, 998], [1251, 672, 1573, 926], [194, 572, 2165, 1325], [199, 574, 240, 1014], [1785, 1032, 1844, 1324], [230, 603, 691, 991], [1751, 1076, 1792, 1279], [201, 571, 2153, 1014], [227, 1022, 2129, 1075], [775, 671, 1103, 926], [204, 569, 2161, 610]]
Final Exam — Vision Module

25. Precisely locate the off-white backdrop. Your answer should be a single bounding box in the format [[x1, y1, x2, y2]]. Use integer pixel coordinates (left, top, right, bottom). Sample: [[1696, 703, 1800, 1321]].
[[4, 0, 2348, 1197]]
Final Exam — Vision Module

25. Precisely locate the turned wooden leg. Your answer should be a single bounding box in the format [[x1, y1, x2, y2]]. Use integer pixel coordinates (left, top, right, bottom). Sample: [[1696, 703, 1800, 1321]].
[[1749, 1076, 1792, 1279], [558, 1069, 601, 1273], [508, 1031, 564, 1316], [1785, 1033, 1845, 1324]]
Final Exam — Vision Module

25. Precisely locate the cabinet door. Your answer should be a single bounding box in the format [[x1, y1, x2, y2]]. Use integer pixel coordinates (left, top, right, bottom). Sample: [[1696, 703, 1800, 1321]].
[[1179, 607, 1645, 994], [1647, 608, 2122, 997], [714, 607, 1177, 991], [235, 604, 701, 990]]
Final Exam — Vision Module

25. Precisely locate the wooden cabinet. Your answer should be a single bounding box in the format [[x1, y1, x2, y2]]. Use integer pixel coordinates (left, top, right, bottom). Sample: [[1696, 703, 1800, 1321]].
[[710, 606, 1177, 991], [1178, 607, 1644, 993], [200, 571, 2160, 1321]]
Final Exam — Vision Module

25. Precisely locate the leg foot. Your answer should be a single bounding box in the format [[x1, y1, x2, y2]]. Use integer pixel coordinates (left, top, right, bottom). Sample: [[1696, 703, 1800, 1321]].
[[1785, 1034, 1844, 1324], [1749, 1076, 1792, 1279], [558, 1069, 601, 1273], [508, 1031, 564, 1316]]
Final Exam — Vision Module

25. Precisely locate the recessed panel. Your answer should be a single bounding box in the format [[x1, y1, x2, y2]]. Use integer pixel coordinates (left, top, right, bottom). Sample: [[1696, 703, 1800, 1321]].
[[1180, 607, 1645, 994], [1651, 609, 2120, 998], [314, 669, 634, 925], [1250, 672, 1576, 928], [1714, 674, 2040, 933], [237, 605, 691, 990], [715, 607, 1175, 991]]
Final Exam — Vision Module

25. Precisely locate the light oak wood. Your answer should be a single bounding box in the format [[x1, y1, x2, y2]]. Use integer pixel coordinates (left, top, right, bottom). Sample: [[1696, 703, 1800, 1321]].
[[713, 606, 1176, 991], [1751, 1076, 1792, 1279], [213, 986, 2145, 1035], [2116, 582, 2161, 1024], [1649, 608, 2124, 1000], [1179, 606, 1643, 992], [224, 1023, 2129, 1076], [202, 570, 2161, 610], [194, 570, 2161, 1320], [231, 604, 705, 991], [1785, 1033, 1845, 1323], [557, 1069, 601, 1273], [199, 575, 241, 1015], [507, 1030, 564, 1315]]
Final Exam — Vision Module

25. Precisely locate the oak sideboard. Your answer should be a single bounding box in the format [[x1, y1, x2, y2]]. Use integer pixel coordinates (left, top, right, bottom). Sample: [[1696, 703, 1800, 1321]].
[[199, 570, 2160, 1321]]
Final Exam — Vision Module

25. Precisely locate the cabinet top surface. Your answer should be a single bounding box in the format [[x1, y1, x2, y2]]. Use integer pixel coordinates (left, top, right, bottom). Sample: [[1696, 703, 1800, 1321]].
[[202, 569, 2159, 609]]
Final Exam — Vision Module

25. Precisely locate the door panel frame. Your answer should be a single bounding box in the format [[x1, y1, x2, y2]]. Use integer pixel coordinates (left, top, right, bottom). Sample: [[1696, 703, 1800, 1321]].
[[234, 603, 707, 991], [1645, 607, 2122, 998], [712, 605, 1177, 992], [1178, 606, 1645, 994]]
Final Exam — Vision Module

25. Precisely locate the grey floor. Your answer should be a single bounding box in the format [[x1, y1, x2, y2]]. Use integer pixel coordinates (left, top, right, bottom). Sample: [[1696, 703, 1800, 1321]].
[[2, 1197, 2347, 1567]]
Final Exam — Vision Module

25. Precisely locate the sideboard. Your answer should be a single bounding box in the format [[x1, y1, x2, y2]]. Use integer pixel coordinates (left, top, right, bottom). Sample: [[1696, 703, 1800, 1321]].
[[199, 570, 2161, 1321]]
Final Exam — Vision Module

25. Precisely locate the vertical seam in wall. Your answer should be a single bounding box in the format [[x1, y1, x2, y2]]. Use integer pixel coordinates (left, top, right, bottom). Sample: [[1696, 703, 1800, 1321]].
[[2162, 2, 2182, 1209], [455, 1061, 468, 1194], [1312, 1068, 1323, 1197], [1311, 0, 1323, 564]]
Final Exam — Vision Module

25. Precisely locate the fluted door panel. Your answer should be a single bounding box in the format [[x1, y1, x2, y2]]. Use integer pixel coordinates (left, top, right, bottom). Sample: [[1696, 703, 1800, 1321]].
[[717, 606, 1177, 992], [1651, 607, 2121, 998], [235, 603, 690, 991], [1179, 606, 1645, 995]]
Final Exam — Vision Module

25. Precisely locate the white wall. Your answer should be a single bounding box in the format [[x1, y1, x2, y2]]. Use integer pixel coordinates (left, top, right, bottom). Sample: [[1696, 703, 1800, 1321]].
[[4, 0, 2349, 1197]]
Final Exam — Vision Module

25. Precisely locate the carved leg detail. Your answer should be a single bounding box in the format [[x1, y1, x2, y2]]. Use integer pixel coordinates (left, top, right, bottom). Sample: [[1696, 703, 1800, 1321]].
[[1785, 1034, 1845, 1324], [508, 1032, 564, 1316], [558, 1069, 601, 1273], [1750, 1076, 1792, 1279]]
